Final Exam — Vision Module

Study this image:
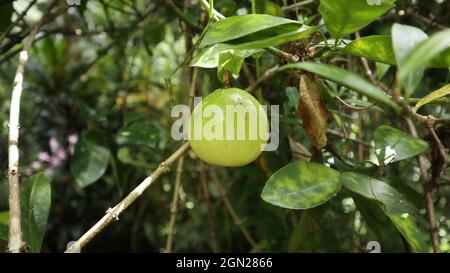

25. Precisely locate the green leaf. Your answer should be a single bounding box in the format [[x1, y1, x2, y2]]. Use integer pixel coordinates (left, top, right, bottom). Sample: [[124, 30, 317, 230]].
[[116, 122, 159, 148], [0, 211, 8, 241], [20, 173, 51, 253], [200, 14, 300, 47], [71, 134, 111, 188], [261, 161, 341, 209], [352, 195, 405, 251], [230, 26, 319, 50], [318, 0, 395, 38], [392, 24, 428, 96], [217, 50, 244, 80], [344, 35, 396, 65], [414, 84, 450, 112], [374, 125, 428, 163], [345, 34, 450, 68], [0, 2, 13, 33], [280, 62, 400, 111], [398, 28, 450, 95], [388, 213, 429, 253], [191, 43, 262, 68], [340, 172, 411, 215]]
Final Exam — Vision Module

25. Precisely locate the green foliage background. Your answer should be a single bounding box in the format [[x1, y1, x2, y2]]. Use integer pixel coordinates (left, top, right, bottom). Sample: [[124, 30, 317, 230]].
[[0, 0, 449, 253]]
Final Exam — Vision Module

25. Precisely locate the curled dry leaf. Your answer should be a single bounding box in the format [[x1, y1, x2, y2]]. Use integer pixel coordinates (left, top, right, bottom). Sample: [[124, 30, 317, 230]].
[[296, 74, 328, 149]]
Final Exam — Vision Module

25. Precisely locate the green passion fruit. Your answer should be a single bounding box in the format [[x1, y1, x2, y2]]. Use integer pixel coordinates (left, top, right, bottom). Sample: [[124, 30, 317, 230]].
[[188, 88, 269, 167]]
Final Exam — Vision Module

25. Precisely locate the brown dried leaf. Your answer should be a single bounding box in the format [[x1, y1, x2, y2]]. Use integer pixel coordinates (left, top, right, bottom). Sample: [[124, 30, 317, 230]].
[[296, 74, 328, 149], [288, 137, 312, 161]]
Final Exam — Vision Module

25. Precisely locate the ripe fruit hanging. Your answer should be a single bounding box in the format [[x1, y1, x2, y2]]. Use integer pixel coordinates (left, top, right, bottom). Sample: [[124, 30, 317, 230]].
[[188, 88, 269, 167]]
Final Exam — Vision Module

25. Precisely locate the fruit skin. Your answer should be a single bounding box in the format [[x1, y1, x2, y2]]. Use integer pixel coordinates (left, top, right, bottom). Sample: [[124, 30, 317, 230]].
[[188, 88, 269, 167]]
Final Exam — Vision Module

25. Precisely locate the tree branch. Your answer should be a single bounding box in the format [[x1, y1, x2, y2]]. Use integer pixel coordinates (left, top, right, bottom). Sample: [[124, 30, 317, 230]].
[[404, 117, 440, 253], [7, 0, 56, 253], [65, 142, 190, 253]]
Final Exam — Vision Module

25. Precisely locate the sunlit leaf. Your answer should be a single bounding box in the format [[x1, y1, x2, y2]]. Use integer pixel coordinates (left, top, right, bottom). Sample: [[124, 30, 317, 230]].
[[191, 43, 262, 68], [414, 84, 450, 112], [201, 14, 301, 47], [374, 125, 428, 163], [230, 26, 319, 50], [345, 35, 396, 65], [261, 161, 341, 209]]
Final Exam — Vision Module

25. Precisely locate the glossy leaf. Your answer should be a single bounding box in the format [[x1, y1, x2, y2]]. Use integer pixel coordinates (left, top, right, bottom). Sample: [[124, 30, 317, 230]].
[[281, 62, 400, 111], [414, 84, 450, 112], [261, 161, 341, 209], [71, 134, 111, 188], [341, 172, 411, 215], [392, 24, 428, 96], [388, 213, 429, 252], [344, 35, 396, 65], [20, 173, 51, 253], [201, 14, 300, 47], [374, 125, 428, 163], [116, 122, 159, 148], [398, 28, 450, 95], [191, 43, 261, 68], [231, 26, 319, 50], [319, 0, 395, 38], [296, 74, 328, 149]]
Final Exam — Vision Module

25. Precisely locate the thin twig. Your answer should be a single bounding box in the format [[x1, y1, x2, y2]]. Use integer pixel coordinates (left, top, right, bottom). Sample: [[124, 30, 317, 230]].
[[164, 156, 185, 252], [65, 142, 190, 253], [210, 168, 260, 251], [426, 125, 448, 185], [7, 0, 56, 253], [245, 65, 280, 93], [404, 117, 440, 253]]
